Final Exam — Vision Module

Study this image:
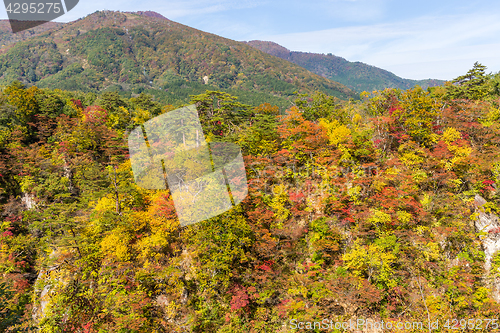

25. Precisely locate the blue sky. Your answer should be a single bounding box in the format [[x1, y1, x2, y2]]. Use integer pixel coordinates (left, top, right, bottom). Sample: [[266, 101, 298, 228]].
[[2, 0, 500, 80]]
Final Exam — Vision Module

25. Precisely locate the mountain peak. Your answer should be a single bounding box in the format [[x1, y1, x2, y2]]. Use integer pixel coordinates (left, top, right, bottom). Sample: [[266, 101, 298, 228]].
[[126, 11, 169, 20]]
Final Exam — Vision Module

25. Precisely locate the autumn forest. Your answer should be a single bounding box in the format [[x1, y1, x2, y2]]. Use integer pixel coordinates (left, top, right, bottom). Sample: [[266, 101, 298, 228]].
[[0, 55, 500, 333], [1, 6, 500, 333]]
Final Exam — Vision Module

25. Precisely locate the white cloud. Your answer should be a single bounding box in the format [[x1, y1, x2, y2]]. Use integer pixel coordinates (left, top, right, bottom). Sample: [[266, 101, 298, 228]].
[[319, 0, 388, 23]]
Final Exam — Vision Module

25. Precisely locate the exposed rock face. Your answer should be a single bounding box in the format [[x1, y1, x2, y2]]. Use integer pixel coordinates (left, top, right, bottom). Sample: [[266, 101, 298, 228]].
[[32, 270, 53, 325], [474, 194, 500, 301], [31, 250, 71, 327]]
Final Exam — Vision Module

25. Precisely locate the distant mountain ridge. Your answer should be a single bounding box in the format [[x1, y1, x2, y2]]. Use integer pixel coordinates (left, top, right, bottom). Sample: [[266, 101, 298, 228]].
[[0, 11, 358, 108], [244, 40, 444, 93]]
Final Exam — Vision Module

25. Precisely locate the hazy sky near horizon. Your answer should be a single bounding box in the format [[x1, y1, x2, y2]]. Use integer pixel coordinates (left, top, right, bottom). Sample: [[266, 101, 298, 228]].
[[1, 0, 499, 80]]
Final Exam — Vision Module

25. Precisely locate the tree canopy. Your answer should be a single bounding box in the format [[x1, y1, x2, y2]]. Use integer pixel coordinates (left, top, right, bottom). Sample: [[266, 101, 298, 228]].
[[1, 63, 500, 331]]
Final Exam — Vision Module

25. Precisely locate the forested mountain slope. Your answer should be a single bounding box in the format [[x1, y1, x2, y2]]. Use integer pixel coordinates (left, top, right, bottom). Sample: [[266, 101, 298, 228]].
[[245, 40, 444, 93], [0, 11, 357, 109]]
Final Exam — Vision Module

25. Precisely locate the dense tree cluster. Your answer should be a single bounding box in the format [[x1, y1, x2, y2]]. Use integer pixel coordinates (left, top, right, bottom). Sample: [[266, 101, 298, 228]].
[[1, 63, 500, 332]]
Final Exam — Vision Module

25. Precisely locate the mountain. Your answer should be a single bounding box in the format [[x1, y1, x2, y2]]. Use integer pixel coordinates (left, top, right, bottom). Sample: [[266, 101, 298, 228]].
[[244, 40, 444, 93], [0, 11, 358, 108]]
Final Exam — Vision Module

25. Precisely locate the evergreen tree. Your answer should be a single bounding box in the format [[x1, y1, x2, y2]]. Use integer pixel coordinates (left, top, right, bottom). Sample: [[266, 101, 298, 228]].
[[446, 62, 490, 100]]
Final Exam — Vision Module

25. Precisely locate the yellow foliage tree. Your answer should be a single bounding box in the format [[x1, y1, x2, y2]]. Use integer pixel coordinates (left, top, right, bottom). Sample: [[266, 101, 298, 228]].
[[318, 118, 351, 146]]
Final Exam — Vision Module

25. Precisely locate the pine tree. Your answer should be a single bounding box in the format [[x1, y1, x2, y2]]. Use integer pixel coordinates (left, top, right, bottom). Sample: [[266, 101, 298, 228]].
[[446, 62, 490, 100]]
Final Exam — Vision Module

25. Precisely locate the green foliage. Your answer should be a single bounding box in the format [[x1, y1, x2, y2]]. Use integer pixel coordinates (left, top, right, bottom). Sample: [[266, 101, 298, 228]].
[[396, 86, 441, 147], [0, 281, 25, 331], [130, 93, 162, 117], [308, 217, 342, 264], [36, 63, 93, 93], [0, 40, 63, 84], [446, 62, 491, 100], [295, 91, 347, 122], [237, 103, 280, 156], [190, 90, 251, 140]]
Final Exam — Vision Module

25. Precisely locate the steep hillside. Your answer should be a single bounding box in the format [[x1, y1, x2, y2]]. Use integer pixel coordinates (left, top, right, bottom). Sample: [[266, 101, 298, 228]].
[[0, 11, 358, 107], [245, 40, 444, 93], [2, 65, 500, 331]]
